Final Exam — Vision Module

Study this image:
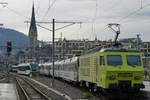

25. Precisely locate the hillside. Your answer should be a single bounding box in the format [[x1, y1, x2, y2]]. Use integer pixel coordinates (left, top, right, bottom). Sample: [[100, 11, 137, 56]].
[[0, 28, 28, 53]]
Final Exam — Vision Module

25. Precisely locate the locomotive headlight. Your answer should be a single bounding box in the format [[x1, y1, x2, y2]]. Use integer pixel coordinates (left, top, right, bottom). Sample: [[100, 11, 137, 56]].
[[109, 76, 116, 80], [135, 76, 141, 80]]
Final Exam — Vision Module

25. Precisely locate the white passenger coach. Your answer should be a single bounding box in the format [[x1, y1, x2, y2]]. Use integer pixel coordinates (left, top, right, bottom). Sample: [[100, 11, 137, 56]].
[[39, 57, 79, 81]]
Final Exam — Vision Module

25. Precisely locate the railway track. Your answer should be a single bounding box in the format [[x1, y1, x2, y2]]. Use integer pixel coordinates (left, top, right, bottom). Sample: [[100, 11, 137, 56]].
[[33, 75, 150, 100], [0, 72, 11, 83], [16, 77, 51, 100], [13, 73, 150, 100], [13, 74, 67, 100]]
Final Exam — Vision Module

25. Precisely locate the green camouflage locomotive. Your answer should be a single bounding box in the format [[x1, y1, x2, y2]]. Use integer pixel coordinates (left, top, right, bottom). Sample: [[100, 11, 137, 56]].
[[78, 48, 145, 91]]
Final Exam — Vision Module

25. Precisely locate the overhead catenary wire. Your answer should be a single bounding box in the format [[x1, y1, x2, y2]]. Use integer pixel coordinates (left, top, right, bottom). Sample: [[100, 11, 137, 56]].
[[118, 2, 150, 23], [41, 0, 57, 21], [6, 6, 30, 20], [35, 0, 41, 19], [5, 5, 52, 33]]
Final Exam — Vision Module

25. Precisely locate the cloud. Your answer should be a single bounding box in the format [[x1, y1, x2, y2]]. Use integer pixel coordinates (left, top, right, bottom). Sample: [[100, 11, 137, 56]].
[[1, 0, 150, 41]]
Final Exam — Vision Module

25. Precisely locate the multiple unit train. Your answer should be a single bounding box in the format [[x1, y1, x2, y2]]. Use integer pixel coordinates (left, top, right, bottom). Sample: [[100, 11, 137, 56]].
[[11, 63, 38, 76], [39, 48, 145, 92]]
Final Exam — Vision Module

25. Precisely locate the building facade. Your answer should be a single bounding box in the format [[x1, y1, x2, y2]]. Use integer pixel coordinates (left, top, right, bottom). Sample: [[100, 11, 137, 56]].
[[140, 42, 150, 57], [54, 37, 150, 60], [54, 38, 102, 60]]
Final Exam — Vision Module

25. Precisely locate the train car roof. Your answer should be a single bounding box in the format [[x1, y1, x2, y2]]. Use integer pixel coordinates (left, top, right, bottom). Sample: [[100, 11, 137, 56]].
[[18, 63, 31, 66], [11, 65, 18, 68], [39, 62, 52, 66], [62, 56, 78, 64], [100, 48, 140, 53]]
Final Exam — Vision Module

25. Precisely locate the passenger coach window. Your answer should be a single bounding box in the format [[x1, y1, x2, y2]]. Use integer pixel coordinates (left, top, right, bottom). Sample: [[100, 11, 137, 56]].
[[126, 55, 141, 66], [107, 55, 122, 66], [100, 56, 105, 66]]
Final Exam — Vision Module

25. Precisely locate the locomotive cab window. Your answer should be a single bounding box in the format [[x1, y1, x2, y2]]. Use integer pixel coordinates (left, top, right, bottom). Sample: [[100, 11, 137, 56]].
[[100, 56, 105, 66], [107, 55, 122, 66], [126, 55, 141, 66]]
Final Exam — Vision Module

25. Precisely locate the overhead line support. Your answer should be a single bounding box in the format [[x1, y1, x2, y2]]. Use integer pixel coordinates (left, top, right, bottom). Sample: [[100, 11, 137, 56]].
[[25, 19, 82, 87]]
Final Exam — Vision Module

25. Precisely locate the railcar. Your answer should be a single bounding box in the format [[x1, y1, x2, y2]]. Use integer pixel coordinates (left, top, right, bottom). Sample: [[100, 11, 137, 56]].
[[39, 57, 79, 81], [17, 63, 38, 76], [39, 63, 51, 76], [17, 63, 32, 76], [78, 48, 145, 91], [10, 65, 19, 72], [54, 57, 78, 81]]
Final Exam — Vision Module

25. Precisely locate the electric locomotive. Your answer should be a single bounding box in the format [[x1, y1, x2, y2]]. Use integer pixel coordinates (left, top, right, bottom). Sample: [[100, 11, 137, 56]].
[[78, 48, 145, 91]]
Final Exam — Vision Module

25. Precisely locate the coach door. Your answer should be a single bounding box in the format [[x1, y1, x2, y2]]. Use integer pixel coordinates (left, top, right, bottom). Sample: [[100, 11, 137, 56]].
[[97, 56, 105, 84]]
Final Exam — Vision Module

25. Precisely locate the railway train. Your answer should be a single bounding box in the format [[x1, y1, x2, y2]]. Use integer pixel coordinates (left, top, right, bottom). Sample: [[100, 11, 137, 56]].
[[39, 48, 145, 92], [10, 65, 19, 72], [11, 63, 38, 76]]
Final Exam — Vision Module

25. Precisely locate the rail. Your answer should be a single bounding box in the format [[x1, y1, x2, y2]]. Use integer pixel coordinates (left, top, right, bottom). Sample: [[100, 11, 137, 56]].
[[15, 77, 51, 100]]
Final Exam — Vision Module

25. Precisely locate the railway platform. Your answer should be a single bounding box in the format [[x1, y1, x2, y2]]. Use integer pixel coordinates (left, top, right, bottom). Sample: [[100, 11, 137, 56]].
[[0, 83, 17, 100]]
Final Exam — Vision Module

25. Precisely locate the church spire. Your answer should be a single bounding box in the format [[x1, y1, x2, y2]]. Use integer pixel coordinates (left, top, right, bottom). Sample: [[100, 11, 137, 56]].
[[29, 3, 37, 36], [28, 2, 38, 59]]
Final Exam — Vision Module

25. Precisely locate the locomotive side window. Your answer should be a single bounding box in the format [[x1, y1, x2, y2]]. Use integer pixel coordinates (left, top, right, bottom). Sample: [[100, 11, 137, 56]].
[[100, 56, 105, 66], [126, 55, 141, 66], [107, 55, 122, 66]]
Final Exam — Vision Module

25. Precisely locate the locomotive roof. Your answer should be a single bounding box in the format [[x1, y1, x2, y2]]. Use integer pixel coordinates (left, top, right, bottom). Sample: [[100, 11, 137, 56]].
[[100, 48, 140, 52]]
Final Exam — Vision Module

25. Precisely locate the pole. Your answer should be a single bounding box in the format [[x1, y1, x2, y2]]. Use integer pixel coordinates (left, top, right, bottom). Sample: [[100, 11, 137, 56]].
[[7, 53, 10, 83], [52, 19, 55, 87], [25, 19, 81, 87], [137, 34, 140, 51]]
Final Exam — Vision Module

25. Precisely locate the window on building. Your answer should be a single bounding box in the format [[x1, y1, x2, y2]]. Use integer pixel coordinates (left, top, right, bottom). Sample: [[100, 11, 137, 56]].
[[144, 44, 147, 48], [80, 43, 84, 46]]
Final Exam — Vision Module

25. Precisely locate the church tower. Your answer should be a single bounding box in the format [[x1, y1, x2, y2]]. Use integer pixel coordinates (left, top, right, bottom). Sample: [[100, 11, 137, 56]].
[[28, 3, 38, 59]]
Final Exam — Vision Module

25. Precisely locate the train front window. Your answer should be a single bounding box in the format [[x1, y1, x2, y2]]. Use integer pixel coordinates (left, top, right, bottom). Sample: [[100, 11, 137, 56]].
[[25, 66, 30, 70], [107, 55, 122, 66], [31, 64, 38, 71], [126, 55, 141, 66]]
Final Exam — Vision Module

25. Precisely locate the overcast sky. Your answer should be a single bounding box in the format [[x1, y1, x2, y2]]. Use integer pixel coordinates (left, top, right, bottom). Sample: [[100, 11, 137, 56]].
[[0, 0, 150, 41]]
